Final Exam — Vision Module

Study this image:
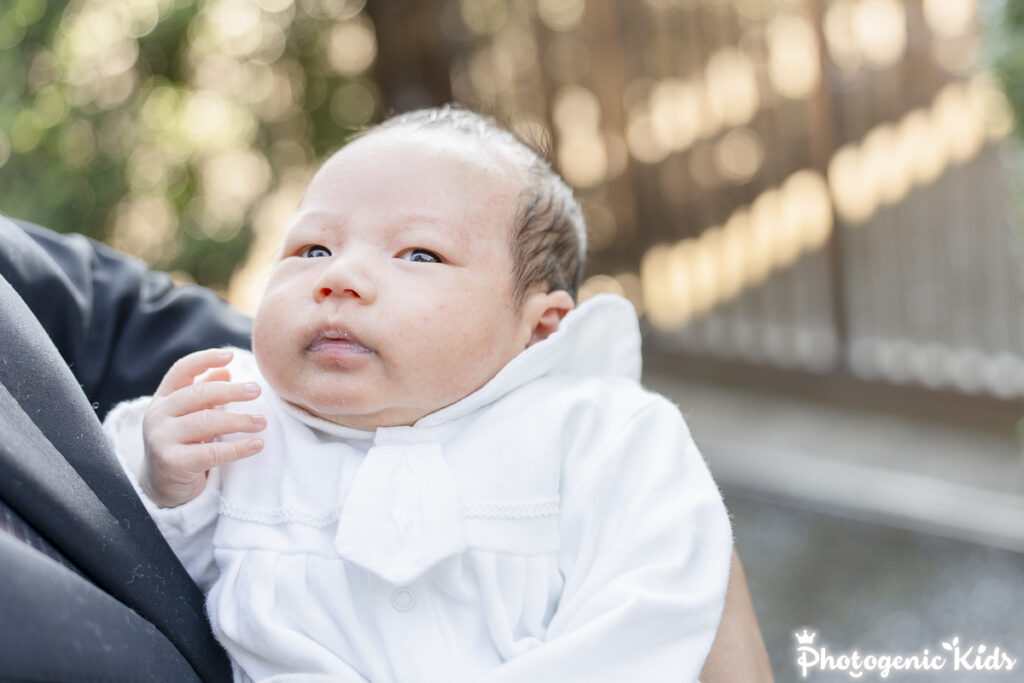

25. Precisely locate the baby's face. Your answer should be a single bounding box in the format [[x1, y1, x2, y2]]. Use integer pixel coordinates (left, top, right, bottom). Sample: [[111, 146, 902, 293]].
[[251, 129, 536, 429]]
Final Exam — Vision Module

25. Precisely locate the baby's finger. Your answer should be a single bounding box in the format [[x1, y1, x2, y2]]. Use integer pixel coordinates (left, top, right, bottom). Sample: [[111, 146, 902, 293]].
[[176, 437, 265, 472], [156, 349, 235, 396], [200, 368, 232, 383], [171, 409, 267, 445], [162, 380, 262, 416]]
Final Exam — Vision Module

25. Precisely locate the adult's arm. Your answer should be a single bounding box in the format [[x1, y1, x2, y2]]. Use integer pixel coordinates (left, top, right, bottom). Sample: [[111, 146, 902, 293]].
[[0, 215, 238, 681], [700, 549, 775, 682], [0, 216, 252, 419], [0, 519, 204, 682]]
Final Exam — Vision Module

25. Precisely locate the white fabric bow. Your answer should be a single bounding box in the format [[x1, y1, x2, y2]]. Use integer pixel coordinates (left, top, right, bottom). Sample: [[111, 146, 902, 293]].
[[334, 442, 466, 583]]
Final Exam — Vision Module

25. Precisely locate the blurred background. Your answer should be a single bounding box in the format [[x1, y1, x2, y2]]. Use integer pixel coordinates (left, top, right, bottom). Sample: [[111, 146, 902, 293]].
[[2, 0, 1023, 678]]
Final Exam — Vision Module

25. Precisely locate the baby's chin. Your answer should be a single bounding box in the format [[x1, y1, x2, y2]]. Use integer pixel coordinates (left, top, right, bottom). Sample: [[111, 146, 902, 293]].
[[254, 349, 507, 431], [280, 393, 435, 432]]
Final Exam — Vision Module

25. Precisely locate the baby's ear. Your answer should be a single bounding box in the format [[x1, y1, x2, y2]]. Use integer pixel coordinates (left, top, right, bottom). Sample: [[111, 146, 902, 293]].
[[524, 290, 574, 347]]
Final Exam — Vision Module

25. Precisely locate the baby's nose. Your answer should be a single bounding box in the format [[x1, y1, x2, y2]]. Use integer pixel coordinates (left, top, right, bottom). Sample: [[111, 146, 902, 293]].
[[314, 261, 376, 303], [316, 283, 372, 301]]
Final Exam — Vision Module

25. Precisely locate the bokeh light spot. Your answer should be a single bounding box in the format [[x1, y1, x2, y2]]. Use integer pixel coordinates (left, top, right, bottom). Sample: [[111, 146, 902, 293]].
[[33, 86, 69, 129], [854, 0, 906, 68], [767, 15, 821, 99], [460, 0, 508, 35], [258, 0, 297, 12], [824, 0, 861, 72], [552, 84, 601, 132], [558, 132, 608, 189], [705, 48, 760, 126], [14, 0, 46, 27], [327, 18, 377, 75], [11, 110, 43, 154], [330, 81, 377, 126], [538, 0, 585, 32], [714, 127, 764, 182], [923, 0, 975, 39], [316, 0, 366, 21]]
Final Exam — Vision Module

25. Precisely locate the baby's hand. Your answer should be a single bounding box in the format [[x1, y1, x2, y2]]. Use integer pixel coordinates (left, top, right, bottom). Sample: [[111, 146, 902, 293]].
[[141, 349, 266, 508]]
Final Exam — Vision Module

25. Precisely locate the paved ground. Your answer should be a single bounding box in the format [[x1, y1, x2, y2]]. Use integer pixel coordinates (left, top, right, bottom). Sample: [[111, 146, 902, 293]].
[[642, 374, 1024, 682], [726, 487, 1024, 682]]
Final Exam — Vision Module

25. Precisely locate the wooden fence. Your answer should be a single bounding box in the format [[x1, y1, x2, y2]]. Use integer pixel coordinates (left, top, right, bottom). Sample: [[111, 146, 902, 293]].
[[365, 0, 1024, 419]]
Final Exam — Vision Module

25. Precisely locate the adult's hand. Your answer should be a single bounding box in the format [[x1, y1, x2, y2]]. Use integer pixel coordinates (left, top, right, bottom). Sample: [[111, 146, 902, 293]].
[[700, 548, 774, 682]]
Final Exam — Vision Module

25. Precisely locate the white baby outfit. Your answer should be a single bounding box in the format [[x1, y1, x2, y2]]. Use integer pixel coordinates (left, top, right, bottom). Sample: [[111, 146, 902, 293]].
[[104, 294, 732, 683]]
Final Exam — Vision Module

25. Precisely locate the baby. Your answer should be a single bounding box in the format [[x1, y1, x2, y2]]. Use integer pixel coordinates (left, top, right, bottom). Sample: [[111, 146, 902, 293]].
[[104, 106, 732, 682]]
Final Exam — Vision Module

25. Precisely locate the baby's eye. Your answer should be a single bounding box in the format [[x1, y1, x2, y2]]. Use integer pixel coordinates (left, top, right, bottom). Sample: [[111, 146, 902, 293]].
[[397, 248, 444, 264], [301, 245, 331, 258]]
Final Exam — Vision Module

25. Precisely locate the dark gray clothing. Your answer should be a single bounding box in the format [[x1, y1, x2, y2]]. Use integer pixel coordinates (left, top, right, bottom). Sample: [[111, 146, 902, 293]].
[[0, 216, 250, 682]]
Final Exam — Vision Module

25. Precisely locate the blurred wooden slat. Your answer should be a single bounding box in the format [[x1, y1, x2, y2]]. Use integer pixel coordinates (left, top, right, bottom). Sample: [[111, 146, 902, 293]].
[[367, 0, 1024, 415]]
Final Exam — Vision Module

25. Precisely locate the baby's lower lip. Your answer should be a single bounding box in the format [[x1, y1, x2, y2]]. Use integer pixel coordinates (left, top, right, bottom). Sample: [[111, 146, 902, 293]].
[[307, 337, 373, 356]]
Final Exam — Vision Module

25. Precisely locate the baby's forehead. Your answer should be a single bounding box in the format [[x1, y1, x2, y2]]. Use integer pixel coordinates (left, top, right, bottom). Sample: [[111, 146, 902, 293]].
[[287, 129, 524, 245], [343, 126, 531, 189]]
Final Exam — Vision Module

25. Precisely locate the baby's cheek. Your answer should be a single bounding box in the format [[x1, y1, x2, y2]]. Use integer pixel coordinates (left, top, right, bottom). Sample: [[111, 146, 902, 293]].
[[251, 313, 297, 391], [441, 329, 497, 375], [407, 342, 479, 397], [455, 338, 516, 392], [250, 301, 279, 348], [250, 324, 279, 373]]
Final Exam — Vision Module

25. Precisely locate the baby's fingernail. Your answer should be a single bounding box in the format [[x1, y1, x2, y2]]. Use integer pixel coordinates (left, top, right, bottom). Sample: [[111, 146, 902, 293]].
[[217, 350, 233, 360], [243, 383, 260, 395], [252, 415, 266, 427], [249, 438, 263, 452]]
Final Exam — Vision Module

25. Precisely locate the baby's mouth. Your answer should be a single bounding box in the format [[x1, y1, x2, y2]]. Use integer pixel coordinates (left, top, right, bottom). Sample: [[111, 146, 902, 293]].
[[307, 328, 374, 355]]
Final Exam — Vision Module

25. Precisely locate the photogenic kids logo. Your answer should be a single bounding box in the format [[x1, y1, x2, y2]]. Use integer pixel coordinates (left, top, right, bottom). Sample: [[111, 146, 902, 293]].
[[794, 630, 1017, 679]]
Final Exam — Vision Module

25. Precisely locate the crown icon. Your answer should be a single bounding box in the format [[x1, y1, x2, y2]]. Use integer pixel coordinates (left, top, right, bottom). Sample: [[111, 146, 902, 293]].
[[795, 629, 817, 645]]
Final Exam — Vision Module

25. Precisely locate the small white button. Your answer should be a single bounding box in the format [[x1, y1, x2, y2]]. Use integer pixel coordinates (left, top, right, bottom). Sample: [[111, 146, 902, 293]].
[[391, 587, 416, 612]]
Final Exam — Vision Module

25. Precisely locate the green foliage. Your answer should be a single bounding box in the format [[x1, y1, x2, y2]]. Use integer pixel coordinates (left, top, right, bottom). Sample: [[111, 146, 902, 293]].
[[993, 0, 1024, 140], [0, 0, 378, 290]]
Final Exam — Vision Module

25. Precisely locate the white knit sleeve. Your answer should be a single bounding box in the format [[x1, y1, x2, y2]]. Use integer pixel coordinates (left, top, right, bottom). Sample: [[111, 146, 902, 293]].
[[102, 396, 221, 591], [477, 397, 732, 683]]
